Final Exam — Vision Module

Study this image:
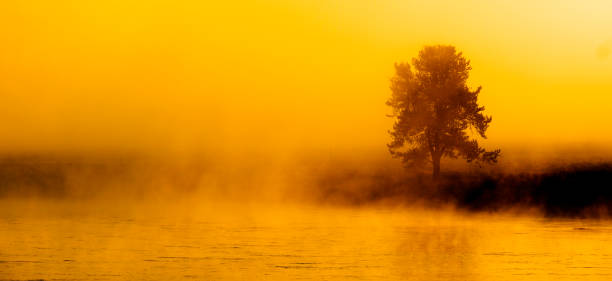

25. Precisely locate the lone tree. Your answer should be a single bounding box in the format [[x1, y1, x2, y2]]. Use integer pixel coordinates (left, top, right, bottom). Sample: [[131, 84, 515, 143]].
[[387, 45, 500, 178]]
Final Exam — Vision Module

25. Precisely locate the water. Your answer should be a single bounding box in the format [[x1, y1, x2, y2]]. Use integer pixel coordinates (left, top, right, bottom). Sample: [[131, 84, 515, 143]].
[[2, 201, 612, 280]]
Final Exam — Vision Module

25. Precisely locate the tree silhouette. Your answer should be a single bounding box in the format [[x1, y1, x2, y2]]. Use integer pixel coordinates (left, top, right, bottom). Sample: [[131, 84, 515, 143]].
[[387, 45, 500, 178]]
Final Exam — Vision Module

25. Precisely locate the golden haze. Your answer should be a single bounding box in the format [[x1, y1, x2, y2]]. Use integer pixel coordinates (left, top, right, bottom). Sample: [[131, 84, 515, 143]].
[[1, 3, 612, 280], [0, 0, 611, 156]]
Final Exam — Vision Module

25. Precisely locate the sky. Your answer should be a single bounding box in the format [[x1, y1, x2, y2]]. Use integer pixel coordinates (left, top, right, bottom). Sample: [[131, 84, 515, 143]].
[[0, 0, 611, 156]]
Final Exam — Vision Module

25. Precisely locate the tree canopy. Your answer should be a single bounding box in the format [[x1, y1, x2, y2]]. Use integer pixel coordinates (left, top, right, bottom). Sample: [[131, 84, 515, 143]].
[[387, 45, 500, 178]]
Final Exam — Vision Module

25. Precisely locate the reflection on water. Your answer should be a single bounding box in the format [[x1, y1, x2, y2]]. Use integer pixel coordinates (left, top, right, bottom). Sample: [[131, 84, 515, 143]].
[[1, 201, 612, 280]]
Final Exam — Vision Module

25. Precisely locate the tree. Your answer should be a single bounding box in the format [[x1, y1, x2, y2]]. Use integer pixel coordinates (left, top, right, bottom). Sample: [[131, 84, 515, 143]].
[[387, 45, 500, 179]]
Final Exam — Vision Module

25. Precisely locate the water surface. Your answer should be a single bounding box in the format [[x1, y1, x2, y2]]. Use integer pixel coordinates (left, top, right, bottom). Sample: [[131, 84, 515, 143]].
[[1, 201, 612, 280]]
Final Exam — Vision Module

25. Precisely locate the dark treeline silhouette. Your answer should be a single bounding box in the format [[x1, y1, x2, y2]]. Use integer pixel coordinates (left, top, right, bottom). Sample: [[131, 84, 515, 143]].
[[4, 153, 612, 218], [0, 156, 134, 198], [0, 155, 206, 198], [313, 162, 612, 218]]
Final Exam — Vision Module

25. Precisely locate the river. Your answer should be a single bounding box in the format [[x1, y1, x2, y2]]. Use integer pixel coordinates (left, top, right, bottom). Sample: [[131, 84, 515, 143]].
[[1, 200, 612, 280]]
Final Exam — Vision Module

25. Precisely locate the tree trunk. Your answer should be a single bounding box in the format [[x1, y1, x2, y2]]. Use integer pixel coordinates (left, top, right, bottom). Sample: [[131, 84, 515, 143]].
[[432, 154, 441, 180]]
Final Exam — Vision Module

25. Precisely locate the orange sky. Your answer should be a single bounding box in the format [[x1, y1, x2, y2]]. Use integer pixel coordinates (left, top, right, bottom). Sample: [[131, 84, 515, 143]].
[[0, 0, 611, 155]]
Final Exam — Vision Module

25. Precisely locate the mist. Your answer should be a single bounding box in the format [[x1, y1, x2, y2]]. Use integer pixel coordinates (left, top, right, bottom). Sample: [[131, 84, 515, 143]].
[[1, 1, 612, 216], [4, 2, 612, 280], [2, 1, 612, 155]]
